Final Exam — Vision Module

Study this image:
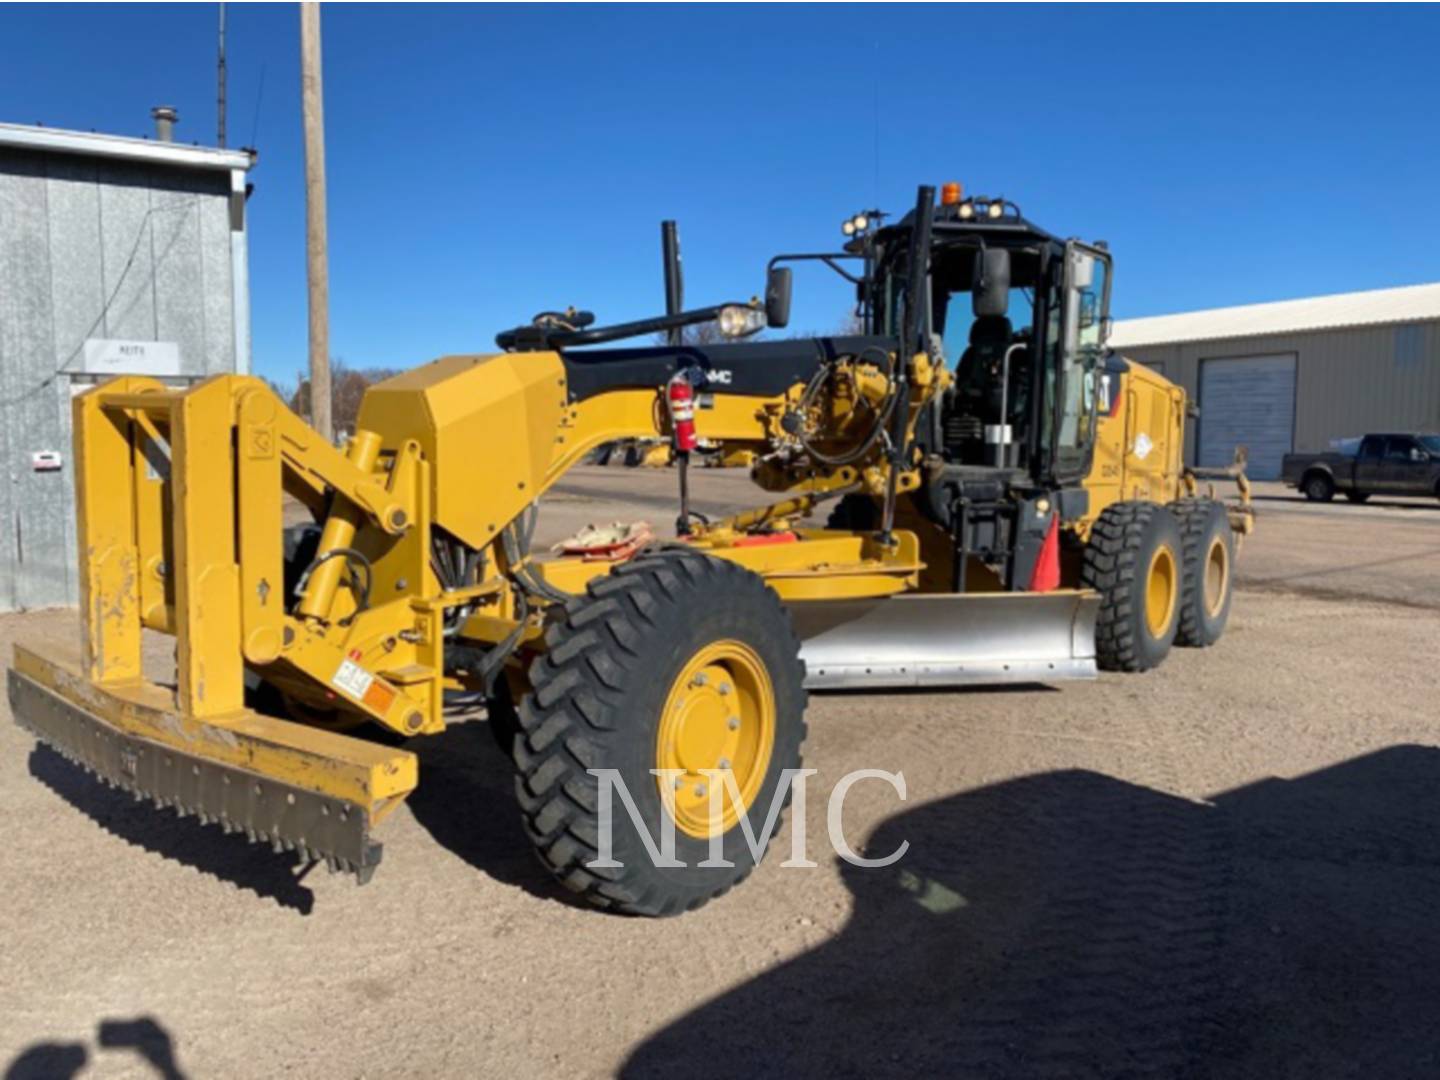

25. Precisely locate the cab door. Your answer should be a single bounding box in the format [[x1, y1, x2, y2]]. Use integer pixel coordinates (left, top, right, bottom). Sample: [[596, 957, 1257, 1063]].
[[1382, 436, 1428, 493], [1354, 436, 1386, 491], [1048, 241, 1113, 486]]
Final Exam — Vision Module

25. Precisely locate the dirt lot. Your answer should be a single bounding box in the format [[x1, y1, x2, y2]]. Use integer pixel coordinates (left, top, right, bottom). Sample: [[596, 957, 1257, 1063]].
[[3, 468, 1438, 1078]]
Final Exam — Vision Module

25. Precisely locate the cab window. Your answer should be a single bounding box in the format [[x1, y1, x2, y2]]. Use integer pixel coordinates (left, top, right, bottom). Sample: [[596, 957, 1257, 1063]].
[[1051, 244, 1110, 472], [1385, 437, 1416, 462]]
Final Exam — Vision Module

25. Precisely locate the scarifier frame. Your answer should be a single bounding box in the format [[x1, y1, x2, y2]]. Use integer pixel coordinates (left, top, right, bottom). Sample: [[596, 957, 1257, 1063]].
[[12, 374, 426, 876]]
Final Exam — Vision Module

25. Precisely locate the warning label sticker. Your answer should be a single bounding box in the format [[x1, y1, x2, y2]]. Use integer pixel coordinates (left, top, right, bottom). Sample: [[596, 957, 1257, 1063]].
[[331, 659, 374, 701]]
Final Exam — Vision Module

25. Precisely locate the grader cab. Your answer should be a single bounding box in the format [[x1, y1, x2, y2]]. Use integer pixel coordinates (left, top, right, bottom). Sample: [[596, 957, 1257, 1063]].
[[8, 184, 1251, 914]]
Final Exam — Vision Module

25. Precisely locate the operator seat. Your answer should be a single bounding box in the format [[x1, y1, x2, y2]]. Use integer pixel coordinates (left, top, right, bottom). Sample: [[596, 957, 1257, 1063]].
[[943, 315, 1032, 468], [955, 316, 1014, 397]]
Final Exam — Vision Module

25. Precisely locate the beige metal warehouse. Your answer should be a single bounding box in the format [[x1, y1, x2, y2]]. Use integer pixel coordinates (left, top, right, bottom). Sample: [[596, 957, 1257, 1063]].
[[1110, 283, 1440, 479]]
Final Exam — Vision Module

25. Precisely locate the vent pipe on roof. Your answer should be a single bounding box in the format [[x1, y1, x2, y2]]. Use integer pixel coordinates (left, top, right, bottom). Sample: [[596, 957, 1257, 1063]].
[[151, 105, 178, 143]]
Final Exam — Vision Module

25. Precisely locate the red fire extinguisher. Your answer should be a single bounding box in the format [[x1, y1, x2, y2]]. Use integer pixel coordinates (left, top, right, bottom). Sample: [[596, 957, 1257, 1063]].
[[666, 374, 698, 452]]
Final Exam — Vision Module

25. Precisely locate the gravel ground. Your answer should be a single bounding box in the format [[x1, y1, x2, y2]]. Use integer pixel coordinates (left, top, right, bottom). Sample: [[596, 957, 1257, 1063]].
[[2, 467, 1438, 1078]]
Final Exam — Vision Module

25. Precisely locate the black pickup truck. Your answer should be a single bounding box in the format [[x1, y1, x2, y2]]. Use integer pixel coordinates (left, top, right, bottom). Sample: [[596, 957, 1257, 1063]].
[[1282, 433, 1440, 502]]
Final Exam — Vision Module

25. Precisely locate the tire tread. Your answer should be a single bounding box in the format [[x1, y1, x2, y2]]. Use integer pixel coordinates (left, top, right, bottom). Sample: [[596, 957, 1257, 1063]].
[[512, 551, 807, 916]]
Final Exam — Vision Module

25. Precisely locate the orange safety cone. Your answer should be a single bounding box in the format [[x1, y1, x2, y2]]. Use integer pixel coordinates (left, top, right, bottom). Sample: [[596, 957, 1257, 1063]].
[[1028, 513, 1061, 592]]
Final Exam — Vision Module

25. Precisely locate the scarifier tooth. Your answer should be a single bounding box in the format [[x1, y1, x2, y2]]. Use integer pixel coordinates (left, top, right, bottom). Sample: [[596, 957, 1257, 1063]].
[[246, 828, 258, 844], [326, 856, 339, 874], [271, 836, 284, 854]]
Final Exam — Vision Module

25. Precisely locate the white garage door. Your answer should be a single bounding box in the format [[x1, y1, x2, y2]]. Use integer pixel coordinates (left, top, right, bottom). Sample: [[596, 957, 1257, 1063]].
[[1199, 353, 1296, 480]]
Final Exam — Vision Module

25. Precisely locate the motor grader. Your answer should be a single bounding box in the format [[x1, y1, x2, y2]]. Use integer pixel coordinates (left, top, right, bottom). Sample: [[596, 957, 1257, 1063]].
[[8, 184, 1250, 915]]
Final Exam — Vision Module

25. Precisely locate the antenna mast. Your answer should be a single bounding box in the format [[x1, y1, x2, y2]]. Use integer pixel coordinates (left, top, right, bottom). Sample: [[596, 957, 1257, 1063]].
[[217, 2, 228, 147]]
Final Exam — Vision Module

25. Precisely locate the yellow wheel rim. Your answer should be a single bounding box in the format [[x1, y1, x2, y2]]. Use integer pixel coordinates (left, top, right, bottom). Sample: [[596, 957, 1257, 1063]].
[[655, 640, 776, 840], [1203, 535, 1229, 618], [1144, 544, 1179, 639]]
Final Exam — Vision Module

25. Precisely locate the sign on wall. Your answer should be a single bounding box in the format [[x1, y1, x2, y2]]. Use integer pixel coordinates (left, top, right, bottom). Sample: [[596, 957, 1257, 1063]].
[[80, 339, 182, 377]]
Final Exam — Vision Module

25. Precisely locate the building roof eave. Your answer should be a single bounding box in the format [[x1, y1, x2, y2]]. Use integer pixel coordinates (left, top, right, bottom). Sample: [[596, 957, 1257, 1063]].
[[0, 122, 255, 173]]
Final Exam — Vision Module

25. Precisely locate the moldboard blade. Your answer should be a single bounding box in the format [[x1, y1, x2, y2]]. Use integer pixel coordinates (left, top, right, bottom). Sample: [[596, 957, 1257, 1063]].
[[791, 590, 1099, 690]]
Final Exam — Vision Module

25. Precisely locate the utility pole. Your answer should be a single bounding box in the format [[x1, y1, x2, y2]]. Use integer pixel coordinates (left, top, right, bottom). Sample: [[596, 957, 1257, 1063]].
[[299, 1, 332, 441], [217, 3, 227, 147]]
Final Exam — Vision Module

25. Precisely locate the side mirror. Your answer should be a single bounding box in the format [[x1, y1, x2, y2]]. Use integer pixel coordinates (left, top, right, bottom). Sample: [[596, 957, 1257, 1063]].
[[765, 266, 793, 329], [973, 248, 1011, 318]]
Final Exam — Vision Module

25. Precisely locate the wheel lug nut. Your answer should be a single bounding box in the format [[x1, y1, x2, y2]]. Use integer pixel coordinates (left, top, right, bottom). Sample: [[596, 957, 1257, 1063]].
[[727, 716, 740, 731], [718, 758, 731, 770], [694, 783, 706, 797], [718, 681, 732, 695], [692, 673, 708, 687]]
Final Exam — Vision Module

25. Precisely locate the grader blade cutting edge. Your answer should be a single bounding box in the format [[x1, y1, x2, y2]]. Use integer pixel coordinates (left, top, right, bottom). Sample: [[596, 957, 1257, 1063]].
[[791, 590, 1100, 690], [7, 643, 418, 882]]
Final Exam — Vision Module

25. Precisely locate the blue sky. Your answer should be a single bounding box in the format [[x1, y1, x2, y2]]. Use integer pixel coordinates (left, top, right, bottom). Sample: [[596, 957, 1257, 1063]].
[[5, 3, 1439, 385]]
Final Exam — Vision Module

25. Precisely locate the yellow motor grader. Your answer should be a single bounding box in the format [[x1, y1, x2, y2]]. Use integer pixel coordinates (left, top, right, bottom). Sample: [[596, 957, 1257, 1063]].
[[8, 184, 1250, 915]]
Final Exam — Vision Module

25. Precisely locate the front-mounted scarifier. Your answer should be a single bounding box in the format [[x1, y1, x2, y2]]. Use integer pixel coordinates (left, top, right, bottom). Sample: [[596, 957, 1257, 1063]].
[[8, 375, 424, 880]]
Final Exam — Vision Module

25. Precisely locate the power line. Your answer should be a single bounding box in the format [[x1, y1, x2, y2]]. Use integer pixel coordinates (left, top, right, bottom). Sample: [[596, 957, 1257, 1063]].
[[248, 64, 267, 149]]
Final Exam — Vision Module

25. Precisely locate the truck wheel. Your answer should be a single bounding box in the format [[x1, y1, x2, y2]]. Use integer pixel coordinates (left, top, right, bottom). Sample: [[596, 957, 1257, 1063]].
[[1303, 472, 1335, 502], [512, 551, 807, 916], [1170, 499, 1234, 648], [1081, 502, 1184, 672]]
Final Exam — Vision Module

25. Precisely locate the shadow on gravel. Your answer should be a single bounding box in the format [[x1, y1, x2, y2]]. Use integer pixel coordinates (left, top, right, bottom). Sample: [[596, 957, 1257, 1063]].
[[6, 1015, 186, 1079], [405, 720, 585, 909], [28, 747, 315, 914], [625, 744, 1440, 1079], [27, 716, 579, 914]]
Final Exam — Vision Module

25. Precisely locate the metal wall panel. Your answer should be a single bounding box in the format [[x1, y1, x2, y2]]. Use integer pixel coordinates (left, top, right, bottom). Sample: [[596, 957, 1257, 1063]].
[[197, 180, 236, 375], [0, 146, 241, 610], [0, 152, 70, 608]]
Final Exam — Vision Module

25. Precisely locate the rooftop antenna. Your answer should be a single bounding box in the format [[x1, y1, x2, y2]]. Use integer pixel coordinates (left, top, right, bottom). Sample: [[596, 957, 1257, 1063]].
[[217, 2, 228, 147]]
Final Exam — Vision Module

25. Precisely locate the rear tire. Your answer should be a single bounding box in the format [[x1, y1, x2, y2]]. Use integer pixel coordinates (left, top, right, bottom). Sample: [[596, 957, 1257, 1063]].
[[512, 551, 807, 916], [1170, 498, 1234, 648], [1081, 502, 1184, 672], [1303, 472, 1335, 502]]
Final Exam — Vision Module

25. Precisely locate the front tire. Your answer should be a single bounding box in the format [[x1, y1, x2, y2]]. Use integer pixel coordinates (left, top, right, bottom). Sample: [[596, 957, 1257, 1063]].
[[1081, 502, 1184, 672], [1303, 472, 1335, 502], [512, 552, 807, 916], [1171, 498, 1235, 647]]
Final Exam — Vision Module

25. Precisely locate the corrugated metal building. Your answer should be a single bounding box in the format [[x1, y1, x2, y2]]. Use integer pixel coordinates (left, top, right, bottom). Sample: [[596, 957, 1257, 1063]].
[[0, 120, 255, 610], [1110, 283, 1440, 479]]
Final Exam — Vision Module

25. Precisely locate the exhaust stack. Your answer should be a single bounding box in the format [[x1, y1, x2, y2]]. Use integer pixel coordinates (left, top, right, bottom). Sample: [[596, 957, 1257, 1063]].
[[151, 105, 178, 143]]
